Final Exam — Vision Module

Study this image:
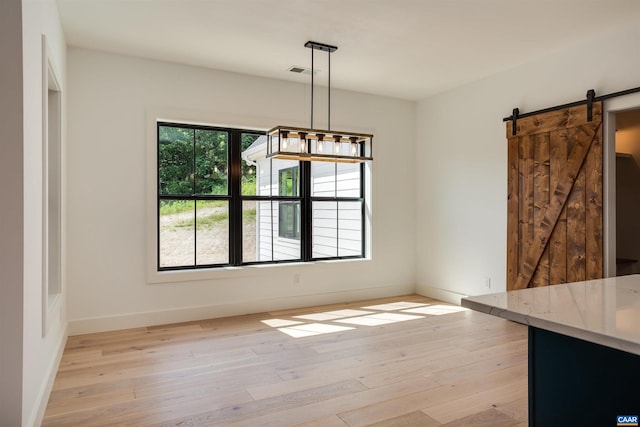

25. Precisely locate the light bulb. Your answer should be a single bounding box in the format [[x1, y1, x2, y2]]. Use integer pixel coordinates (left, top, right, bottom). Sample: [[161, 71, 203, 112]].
[[317, 134, 325, 152], [350, 137, 359, 156], [299, 132, 307, 153], [281, 131, 289, 150], [334, 135, 342, 154]]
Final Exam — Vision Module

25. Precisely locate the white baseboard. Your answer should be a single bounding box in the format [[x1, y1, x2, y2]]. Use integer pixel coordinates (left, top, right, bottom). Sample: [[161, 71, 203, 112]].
[[68, 285, 414, 335], [29, 322, 67, 427], [416, 285, 468, 305]]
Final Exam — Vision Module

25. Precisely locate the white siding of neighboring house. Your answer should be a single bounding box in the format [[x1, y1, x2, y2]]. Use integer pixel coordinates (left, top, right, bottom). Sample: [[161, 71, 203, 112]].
[[311, 162, 362, 258], [254, 157, 301, 261], [251, 157, 363, 261]]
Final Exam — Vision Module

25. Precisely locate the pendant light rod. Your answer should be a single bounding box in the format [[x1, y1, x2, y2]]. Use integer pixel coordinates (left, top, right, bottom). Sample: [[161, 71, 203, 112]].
[[305, 41, 338, 131], [328, 47, 331, 131], [311, 45, 314, 130]]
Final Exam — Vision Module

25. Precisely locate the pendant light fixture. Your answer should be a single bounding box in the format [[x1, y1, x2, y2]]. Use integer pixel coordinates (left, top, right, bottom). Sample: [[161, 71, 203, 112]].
[[266, 41, 373, 163]]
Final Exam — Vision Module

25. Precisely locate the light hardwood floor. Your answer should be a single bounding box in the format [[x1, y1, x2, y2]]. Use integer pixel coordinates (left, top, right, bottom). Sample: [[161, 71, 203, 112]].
[[43, 295, 528, 426]]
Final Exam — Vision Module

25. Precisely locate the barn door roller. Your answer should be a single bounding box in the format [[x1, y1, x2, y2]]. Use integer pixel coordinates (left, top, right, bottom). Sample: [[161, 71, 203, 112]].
[[586, 89, 596, 122], [511, 108, 519, 136]]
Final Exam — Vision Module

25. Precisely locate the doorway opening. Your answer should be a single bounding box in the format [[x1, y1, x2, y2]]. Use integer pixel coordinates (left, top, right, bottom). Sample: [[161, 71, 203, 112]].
[[615, 108, 640, 276]]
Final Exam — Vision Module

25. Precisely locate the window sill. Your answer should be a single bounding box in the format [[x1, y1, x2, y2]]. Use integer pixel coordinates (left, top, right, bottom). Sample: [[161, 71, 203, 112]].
[[147, 257, 370, 284]]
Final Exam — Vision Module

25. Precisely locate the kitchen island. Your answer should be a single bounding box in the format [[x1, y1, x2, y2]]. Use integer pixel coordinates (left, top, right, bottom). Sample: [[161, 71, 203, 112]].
[[461, 275, 640, 426]]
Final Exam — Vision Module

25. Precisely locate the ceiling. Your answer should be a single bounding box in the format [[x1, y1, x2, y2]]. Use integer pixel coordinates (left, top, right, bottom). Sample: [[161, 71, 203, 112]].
[[57, 0, 640, 101]]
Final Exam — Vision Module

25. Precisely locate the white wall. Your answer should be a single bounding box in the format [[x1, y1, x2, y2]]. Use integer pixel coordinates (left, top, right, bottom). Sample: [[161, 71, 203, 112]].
[[21, 0, 68, 425], [416, 23, 640, 302], [0, 0, 25, 423], [0, 0, 68, 425], [66, 49, 416, 334]]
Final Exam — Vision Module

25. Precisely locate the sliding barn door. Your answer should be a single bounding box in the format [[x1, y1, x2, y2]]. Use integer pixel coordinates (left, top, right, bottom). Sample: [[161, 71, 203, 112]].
[[506, 103, 603, 290]]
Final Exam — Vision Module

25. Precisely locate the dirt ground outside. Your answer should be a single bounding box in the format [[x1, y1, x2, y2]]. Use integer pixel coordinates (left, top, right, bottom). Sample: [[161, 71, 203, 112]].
[[159, 201, 256, 267]]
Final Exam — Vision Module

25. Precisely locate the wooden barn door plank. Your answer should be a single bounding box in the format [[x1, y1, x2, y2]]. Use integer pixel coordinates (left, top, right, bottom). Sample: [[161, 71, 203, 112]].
[[513, 107, 597, 136], [586, 130, 603, 279], [532, 133, 550, 287], [567, 127, 587, 283], [507, 136, 520, 287], [519, 135, 535, 278], [549, 129, 568, 285]]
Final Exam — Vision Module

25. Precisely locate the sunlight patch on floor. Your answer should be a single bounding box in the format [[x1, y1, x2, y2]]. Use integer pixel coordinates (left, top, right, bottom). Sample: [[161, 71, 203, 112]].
[[362, 302, 428, 311], [261, 319, 303, 327], [277, 323, 355, 338], [402, 305, 468, 315], [334, 312, 424, 326], [293, 309, 374, 321], [262, 301, 465, 338]]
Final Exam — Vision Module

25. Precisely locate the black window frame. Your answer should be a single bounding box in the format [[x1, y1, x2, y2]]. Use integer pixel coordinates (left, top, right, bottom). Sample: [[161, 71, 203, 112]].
[[157, 121, 366, 271]]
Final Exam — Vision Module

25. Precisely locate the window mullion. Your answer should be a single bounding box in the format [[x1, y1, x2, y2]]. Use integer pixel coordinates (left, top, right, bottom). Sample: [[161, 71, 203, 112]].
[[192, 128, 197, 266], [334, 163, 338, 259], [193, 199, 197, 266], [156, 122, 161, 270], [230, 130, 242, 266], [301, 161, 312, 261], [360, 162, 365, 257]]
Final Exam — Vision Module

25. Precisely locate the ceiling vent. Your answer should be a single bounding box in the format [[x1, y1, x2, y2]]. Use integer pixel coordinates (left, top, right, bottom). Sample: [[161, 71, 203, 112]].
[[288, 65, 318, 75]]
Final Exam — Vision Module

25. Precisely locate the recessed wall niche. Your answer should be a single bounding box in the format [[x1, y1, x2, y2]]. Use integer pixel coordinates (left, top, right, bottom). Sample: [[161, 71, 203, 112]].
[[42, 34, 63, 336]]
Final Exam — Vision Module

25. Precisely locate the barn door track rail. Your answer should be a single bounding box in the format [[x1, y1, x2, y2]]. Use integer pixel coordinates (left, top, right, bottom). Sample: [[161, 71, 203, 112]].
[[505, 85, 640, 135]]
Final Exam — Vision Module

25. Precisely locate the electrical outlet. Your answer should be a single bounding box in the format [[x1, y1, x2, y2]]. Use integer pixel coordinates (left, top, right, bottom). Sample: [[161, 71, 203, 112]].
[[293, 273, 300, 285], [485, 277, 491, 289]]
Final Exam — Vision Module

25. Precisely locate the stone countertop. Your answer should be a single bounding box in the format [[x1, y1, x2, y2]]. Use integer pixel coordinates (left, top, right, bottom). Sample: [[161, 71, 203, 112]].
[[461, 275, 640, 356]]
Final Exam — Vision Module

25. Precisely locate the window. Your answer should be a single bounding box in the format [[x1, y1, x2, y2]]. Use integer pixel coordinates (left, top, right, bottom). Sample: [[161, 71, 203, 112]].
[[278, 167, 300, 240], [157, 122, 366, 271], [311, 162, 364, 258], [158, 125, 231, 268]]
